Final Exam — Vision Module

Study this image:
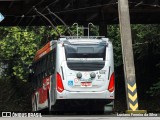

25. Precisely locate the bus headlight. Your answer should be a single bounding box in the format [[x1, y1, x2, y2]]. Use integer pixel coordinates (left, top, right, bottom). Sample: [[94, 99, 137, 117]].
[[77, 72, 82, 78], [90, 72, 96, 78]]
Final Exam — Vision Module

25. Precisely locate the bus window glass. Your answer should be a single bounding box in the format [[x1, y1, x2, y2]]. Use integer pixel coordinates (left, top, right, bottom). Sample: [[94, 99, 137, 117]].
[[64, 44, 106, 60]]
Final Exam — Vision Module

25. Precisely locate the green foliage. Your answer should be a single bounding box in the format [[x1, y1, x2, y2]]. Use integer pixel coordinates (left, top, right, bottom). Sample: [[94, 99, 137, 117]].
[[147, 80, 160, 96], [0, 26, 67, 81], [108, 25, 123, 67], [0, 26, 80, 81], [107, 24, 160, 96], [0, 25, 160, 96], [0, 79, 32, 111], [131, 24, 160, 96], [0, 27, 41, 80], [132, 24, 160, 59]]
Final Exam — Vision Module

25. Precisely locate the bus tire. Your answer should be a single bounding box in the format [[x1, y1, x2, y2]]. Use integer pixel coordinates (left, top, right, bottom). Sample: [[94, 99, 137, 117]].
[[104, 101, 114, 114], [48, 91, 51, 112]]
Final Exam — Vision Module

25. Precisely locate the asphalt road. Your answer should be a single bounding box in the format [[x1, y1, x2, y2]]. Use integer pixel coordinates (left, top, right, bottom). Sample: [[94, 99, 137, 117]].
[[1, 113, 160, 120], [1, 116, 160, 120]]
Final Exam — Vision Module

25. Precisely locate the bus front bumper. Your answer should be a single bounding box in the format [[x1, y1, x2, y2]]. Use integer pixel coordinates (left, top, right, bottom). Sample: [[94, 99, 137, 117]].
[[56, 90, 114, 99]]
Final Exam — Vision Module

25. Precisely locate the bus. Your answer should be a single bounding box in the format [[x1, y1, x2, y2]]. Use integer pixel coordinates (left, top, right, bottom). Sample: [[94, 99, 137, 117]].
[[31, 36, 115, 113]]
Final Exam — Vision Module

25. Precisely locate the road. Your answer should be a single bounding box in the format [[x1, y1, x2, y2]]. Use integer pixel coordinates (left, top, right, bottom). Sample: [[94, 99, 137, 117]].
[[1, 116, 160, 120], [1, 113, 160, 120]]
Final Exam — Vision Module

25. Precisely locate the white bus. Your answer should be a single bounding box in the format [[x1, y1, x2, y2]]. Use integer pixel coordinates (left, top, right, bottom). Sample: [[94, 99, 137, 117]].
[[31, 36, 115, 113]]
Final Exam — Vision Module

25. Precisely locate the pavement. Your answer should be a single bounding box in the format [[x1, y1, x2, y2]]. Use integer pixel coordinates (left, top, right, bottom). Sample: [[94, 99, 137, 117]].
[[1, 113, 160, 120]]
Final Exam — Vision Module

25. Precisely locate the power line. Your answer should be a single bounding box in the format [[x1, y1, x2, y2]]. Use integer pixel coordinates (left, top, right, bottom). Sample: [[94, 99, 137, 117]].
[[47, 7, 72, 36], [54, 2, 117, 14], [17, 15, 25, 26], [34, 0, 46, 7], [3, 1, 160, 26], [39, 16, 48, 26], [41, 0, 60, 13], [33, 6, 61, 36], [4, 2, 117, 18], [4, 2, 159, 18], [13, 16, 19, 23], [130, 1, 160, 8], [24, 0, 46, 16], [14, 0, 46, 25], [49, 12, 58, 26], [25, 8, 34, 16], [27, 15, 35, 26], [7, 1, 117, 26]]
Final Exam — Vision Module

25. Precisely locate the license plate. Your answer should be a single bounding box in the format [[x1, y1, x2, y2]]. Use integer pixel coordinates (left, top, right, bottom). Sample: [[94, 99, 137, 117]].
[[81, 82, 92, 87]]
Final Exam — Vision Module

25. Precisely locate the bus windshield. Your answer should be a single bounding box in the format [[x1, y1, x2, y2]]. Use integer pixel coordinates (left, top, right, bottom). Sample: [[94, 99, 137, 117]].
[[64, 44, 106, 61]]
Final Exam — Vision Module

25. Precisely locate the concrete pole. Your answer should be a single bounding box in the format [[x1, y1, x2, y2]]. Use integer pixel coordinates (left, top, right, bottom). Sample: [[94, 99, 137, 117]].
[[118, 0, 146, 113]]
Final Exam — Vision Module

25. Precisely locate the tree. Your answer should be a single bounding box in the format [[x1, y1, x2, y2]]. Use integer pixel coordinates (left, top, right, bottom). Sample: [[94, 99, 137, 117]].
[[132, 24, 160, 96], [0, 27, 41, 81]]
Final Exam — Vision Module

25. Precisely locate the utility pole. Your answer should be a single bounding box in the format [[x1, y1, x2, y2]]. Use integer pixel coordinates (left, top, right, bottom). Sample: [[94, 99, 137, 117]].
[[118, 0, 146, 113]]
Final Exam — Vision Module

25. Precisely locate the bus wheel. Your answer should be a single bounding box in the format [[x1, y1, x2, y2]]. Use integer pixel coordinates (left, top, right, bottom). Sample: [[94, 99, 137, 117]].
[[48, 91, 51, 113], [104, 101, 114, 114]]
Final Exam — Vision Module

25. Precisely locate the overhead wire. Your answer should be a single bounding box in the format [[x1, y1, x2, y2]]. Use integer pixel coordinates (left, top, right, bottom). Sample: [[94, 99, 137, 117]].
[[130, 1, 160, 8], [47, 7, 72, 36], [48, 11, 58, 26], [15, 0, 46, 25], [27, 15, 35, 26], [17, 15, 25, 26], [16, 0, 58, 27], [54, 2, 117, 14], [3, 1, 159, 26], [4, 1, 160, 18], [25, 0, 46, 16], [33, 6, 61, 36], [5, 1, 117, 18], [13, 16, 19, 23], [18, 0, 60, 27], [3, 2, 117, 27], [39, 16, 48, 26], [34, 0, 46, 7], [40, 0, 60, 13]]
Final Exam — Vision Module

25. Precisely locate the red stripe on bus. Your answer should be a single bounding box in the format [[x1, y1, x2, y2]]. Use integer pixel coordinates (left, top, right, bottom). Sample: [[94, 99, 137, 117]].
[[34, 42, 51, 61]]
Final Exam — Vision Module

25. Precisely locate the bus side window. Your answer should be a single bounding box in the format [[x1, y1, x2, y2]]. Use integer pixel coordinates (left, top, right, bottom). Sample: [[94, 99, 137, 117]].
[[40, 60, 43, 79], [35, 76, 38, 89], [48, 52, 51, 75], [39, 73, 43, 87], [41, 58, 44, 78], [44, 55, 47, 76], [47, 53, 51, 75], [37, 74, 39, 87], [54, 50, 56, 67], [38, 74, 42, 88]]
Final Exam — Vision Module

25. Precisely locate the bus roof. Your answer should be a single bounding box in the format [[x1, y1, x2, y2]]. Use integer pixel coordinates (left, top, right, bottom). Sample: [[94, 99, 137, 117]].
[[34, 41, 54, 61]]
